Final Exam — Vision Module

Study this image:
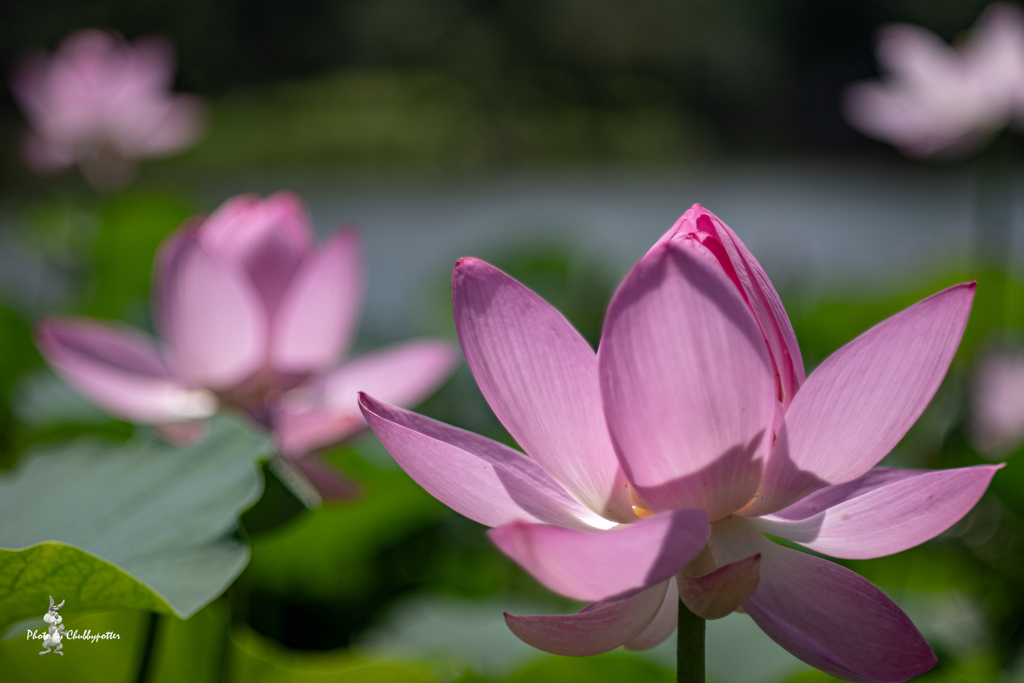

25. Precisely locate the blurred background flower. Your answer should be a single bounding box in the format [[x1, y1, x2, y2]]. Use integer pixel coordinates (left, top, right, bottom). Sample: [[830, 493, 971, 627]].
[[972, 349, 1024, 457], [35, 191, 457, 500], [843, 3, 1024, 159], [9, 29, 205, 190]]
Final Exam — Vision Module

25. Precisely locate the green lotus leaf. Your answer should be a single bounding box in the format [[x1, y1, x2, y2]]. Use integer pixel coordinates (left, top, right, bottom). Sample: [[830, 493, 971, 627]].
[[0, 416, 268, 631]]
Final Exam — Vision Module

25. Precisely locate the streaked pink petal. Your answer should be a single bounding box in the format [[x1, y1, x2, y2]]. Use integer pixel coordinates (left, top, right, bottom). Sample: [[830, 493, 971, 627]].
[[711, 516, 937, 683], [199, 192, 316, 317], [160, 239, 267, 389], [677, 554, 761, 620], [505, 581, 668, 657], [622, 578, 679, 650], [599, 243, 776, 521], [488, 509, 710, 602], [749, 283, 975, 516], [760, 467, 922, 522], [754, 465, 999, 560], [290, 456, 361, 502], [649, 205, 805, 406], [452, 257, 633, 522], [358, 394, 603, 530], [271, 229, 364, 375], [35, 317, 216, 423], [274, 340, 458, 456]]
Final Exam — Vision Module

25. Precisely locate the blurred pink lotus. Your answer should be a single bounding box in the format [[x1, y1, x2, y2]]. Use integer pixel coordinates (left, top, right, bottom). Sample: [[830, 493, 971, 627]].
[[971, 350, 1024, 457], [360, 204, 998, 681], [844, 3, 1024, 157], [37, 192, 458, 499], [10, 29, 206, 189]]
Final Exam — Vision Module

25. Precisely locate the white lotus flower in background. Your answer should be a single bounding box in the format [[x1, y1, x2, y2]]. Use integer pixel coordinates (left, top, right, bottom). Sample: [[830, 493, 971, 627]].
[[10, 29, 206, 189], [844, 3, 1024, 158]]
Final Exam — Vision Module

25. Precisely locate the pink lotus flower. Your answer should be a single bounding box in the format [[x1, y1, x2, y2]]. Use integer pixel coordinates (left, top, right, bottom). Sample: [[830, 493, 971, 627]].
[[359, 204, 999, 682], [971, 350, 1024, 457], [10, 29, 206, 189], [844, 3, 1024, 157], [36, 191, 458, 498]]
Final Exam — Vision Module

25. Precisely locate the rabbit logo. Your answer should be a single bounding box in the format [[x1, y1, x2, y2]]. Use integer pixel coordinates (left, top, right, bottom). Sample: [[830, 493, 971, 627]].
[[40, 596, 65, 656]]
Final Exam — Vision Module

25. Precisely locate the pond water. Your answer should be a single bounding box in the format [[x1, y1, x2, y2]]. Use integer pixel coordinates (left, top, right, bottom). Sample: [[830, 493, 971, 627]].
[[196, 160, 998, 341]]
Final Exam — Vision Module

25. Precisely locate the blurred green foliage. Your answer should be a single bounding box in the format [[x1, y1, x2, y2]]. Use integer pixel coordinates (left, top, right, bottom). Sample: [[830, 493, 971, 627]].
[[87, 193, 194, 324], [500, 653, 674, 683], [0, 192, 195, 462], [0, 305, 40, 465], [229, 625, 438, 683]]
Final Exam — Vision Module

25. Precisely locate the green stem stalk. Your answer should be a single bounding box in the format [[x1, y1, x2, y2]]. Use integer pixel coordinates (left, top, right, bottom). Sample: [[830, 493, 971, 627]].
[[134, 612, 161, 683], [677, 598, 705, 683]]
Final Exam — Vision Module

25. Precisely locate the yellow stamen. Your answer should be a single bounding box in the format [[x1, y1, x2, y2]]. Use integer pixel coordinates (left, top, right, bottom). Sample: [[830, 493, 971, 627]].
[[632, 505, 656, 519]]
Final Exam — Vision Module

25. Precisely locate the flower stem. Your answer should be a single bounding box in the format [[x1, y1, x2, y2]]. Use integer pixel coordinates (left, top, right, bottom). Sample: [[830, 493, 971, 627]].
[[134, 612, 161, 683], [677, 598, 705, 683]]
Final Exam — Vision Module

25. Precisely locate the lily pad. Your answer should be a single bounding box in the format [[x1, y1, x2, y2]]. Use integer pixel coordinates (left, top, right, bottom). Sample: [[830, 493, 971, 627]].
[[0, 417, 268, 630]]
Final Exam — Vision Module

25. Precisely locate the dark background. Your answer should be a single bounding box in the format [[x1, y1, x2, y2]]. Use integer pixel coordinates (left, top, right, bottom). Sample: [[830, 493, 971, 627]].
[[0, 0, 1004, 165]]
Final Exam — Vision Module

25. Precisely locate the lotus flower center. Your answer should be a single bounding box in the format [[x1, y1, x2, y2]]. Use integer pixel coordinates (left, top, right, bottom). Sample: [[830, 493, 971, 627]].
[[169, 388, 218, 419], [632, 505, 656, 519]]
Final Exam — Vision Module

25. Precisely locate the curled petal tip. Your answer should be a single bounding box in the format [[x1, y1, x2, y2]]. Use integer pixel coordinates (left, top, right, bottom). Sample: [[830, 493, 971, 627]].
[[453, 256, 486, 271], [452, 257, 480, 285], [357, 391, 384, 419], [503, 583, 670, 657], [678, 553, 761, 620]]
